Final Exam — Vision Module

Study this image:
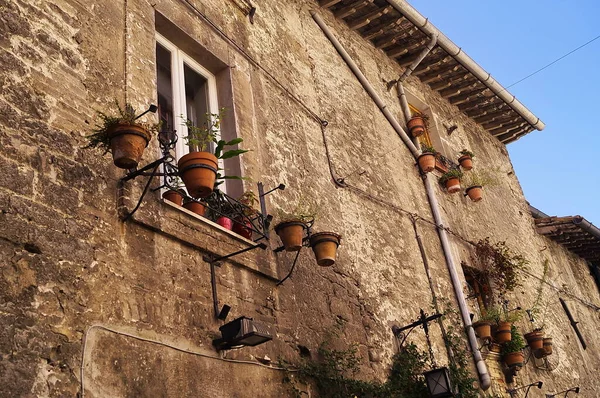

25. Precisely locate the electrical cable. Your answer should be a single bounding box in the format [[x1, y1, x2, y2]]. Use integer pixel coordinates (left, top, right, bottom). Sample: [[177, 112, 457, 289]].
[[80, 324, 296, 397]]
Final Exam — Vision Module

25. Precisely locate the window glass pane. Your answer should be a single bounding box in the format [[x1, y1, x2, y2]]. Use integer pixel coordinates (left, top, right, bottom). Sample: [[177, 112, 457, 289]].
[[183, 64, 210, 151], [156, 44, 174, 133]]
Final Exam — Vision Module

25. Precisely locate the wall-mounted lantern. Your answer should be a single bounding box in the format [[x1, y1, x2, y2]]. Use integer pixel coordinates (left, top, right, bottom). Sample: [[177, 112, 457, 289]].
[[423, 367, 454, 398], [212, 316, 272, 351]]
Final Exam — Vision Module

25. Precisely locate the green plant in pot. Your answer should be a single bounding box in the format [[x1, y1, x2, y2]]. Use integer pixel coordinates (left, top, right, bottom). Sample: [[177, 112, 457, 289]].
[[417, 143, 437, 173], [501, 325, 526, 368], [462, 170, 498, 202], [439, 168, 463, 193], [274, 203, 317, 252], [178, 110, 248, 198], [472, 306, 501, 341], [85, 101, 160, 169], [458, 149, 475, 170]]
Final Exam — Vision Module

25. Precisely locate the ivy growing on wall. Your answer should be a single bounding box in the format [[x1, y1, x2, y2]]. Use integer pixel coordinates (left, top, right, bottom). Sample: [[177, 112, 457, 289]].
[[473, 238, 529, 296]]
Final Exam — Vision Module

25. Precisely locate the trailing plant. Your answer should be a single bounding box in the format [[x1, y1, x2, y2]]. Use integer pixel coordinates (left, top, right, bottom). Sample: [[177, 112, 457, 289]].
[[421, 143, 437, 154], [85, 100, 160, 153], [441, 304, 480, 398], [439, 168, 463, 185], [459, 149, 475, 158], [528, 259, 550, 329], [501, 325, 526, 354], [473, 238, 529, 297], [282, 341, 430, 398]]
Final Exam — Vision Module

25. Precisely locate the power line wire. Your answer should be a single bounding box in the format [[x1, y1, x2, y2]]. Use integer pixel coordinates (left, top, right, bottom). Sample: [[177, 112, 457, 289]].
[[506, 33, 600, 89]]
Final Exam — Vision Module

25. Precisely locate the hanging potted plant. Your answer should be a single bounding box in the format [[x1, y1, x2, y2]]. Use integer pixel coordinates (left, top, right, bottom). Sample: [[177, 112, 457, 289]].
[[407, 112, 428, 137], [458, 149, 474, 170], [417, 144, 437, 173], [232, 190, 258, 239], [309, 231, 342, 266], [473, 306, 501, 341], [524, 329, 544, 351], [439, 169, 463, 193], [462, 171, 496, 202], [183, 198, 206, 217], [85, 101, 160, 169], [274, 199, 318, 252], [179, 110, 248, 198], [501, 325, 526, 368]]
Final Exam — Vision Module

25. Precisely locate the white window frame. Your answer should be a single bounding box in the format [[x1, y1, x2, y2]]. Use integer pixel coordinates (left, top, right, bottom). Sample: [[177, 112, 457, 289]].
[[155, 33, 223, 172]]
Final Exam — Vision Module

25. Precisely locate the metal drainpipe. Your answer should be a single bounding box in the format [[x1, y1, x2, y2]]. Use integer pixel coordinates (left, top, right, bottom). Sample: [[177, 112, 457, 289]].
[[395, 33, 438, 147], [311, 11, 419, 158], [311, 11, 491, 390]]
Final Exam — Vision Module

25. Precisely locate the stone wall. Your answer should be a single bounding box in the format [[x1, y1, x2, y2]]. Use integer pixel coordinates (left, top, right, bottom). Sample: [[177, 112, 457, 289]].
[[1, 0, 599, 397]]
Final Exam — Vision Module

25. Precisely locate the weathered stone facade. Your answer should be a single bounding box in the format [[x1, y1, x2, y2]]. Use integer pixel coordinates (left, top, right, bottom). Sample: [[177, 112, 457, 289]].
[[1, 0, 599, 397]]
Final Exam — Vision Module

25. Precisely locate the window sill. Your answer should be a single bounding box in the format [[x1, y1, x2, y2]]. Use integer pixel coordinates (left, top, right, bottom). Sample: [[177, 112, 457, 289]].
[[162, 199, 257, 247], [118, 184, 278, 281]]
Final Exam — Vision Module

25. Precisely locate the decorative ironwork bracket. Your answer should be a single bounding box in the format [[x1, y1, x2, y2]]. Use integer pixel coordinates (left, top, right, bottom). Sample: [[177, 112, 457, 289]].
[[204, 243, 267, 319]]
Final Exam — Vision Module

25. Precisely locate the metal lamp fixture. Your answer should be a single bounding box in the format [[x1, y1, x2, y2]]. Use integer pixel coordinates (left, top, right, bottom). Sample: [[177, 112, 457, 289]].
[[424, 367, 454, 398], [546, 387, 580, 398], [212, 316, 272, 351], [507, 381, 542, 398]]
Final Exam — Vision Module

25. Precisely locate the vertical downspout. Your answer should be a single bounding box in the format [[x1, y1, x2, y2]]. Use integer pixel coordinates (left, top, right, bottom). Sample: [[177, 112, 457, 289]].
[[395, 34, 438, 147], [311, 11, 491, 390]]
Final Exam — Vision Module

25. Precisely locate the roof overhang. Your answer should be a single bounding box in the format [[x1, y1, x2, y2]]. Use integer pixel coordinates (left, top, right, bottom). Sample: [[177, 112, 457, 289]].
[[317, 0, 545, 144], [533, 213, 600, 264]]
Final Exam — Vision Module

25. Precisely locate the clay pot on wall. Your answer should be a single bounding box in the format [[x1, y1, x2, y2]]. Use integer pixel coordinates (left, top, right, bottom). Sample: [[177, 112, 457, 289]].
[[534, 337, 553, 358], [418, 152, 436, 173], [503, 351, 524, 368], [407, 116, 426, 137], [524, 330, 544, 350], [183, 200, 206, 217], [495, 322, 512, 343], [445, 177, 461, 193], [458, 154, 473, 170], [178, 152, 218, 198], [108, 123, 152, 169], [162, 189, 185, 206], [275, 221, 307, 251], [473, 321, 492, 341], [309, 232, 342, 267], [465, 186, 483, 202]]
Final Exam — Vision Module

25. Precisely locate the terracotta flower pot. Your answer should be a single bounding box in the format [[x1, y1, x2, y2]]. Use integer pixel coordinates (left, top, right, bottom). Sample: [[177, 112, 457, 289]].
[[465, 186, 483, 202], [503, 351, 524, 368], [275, 220, 307, 251], [216, 216, 233, 230], [232, 217, 253, 239], [407, 116, 426, 137], [309, 232, 342, 267], [533, 337, 552, 358], [418, 153, 436, 173], [183, 201, 206, 217], [524, 330, 544, 350], [162, 189, 184, 206], [107, 123, 152, 169], [458, 155, 473, 170], [178, 152, 218, 198], [495, 322, 512, 343], [473, 321, 492, 341], [445, 177, 461, 194]]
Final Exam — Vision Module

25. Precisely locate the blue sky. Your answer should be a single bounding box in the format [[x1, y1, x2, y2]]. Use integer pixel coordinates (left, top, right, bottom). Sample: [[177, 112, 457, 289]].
[[408, 0, 600, 225]]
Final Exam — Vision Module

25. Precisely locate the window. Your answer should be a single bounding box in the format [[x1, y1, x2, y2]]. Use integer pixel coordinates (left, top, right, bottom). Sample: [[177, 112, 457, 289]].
[[463, 265, 492, 316], [409, 103, 433, 148], [155, 33, 226, 189]]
